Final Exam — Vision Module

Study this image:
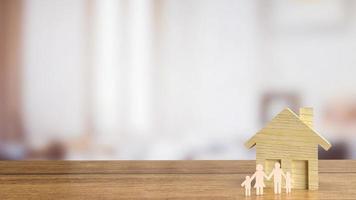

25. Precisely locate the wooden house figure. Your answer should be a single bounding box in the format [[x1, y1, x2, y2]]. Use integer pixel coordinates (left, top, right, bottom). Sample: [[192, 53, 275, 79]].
[[245, 107, 331, 190]]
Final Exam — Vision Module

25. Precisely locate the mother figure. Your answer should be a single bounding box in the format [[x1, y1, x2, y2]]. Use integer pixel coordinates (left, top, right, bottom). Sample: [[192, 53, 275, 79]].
[[250, 164, 268, 195]]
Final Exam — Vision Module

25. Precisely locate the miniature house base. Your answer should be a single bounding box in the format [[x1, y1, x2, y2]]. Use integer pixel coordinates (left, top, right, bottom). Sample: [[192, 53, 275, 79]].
[[245, 107, 331, 190]]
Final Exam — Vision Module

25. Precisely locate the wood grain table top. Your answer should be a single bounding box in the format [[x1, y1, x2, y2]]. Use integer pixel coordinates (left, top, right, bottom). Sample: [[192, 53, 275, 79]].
[[0, 160, 354, 199]]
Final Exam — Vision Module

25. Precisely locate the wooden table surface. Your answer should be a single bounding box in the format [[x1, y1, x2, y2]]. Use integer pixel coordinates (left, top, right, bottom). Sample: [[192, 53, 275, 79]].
[[0, 160, 354, 199]]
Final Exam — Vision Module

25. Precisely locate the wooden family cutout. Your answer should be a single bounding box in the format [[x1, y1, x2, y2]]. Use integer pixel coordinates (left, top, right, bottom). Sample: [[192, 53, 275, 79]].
[[241, 163, 292, 196]]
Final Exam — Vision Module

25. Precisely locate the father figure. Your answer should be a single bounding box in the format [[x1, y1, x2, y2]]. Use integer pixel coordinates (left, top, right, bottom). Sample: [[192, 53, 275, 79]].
[[268, 162, 285, 194]]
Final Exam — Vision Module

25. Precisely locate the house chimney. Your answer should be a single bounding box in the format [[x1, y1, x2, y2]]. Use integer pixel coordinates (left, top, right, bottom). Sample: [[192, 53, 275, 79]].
[[299, 107, 313, 127]]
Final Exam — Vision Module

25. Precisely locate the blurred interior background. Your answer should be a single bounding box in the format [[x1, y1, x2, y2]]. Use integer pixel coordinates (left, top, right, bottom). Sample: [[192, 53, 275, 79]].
[[0, 0, 356, 160]]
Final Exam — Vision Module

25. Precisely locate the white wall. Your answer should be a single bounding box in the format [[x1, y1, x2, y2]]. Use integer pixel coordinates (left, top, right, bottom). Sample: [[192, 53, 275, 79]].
[[155, 0, 259, 139], [20, 0, 356, 159], [258, 0, 356, 136], [22, 0, 87, 147]]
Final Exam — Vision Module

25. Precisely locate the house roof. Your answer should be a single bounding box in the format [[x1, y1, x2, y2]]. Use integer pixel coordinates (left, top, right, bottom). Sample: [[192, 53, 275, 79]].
[[245, 108, 332, 151]]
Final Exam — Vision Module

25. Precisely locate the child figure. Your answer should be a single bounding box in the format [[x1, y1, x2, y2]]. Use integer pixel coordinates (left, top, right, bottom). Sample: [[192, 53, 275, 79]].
[[241, 176, 252, 196], [285, 172, 292, 194]]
